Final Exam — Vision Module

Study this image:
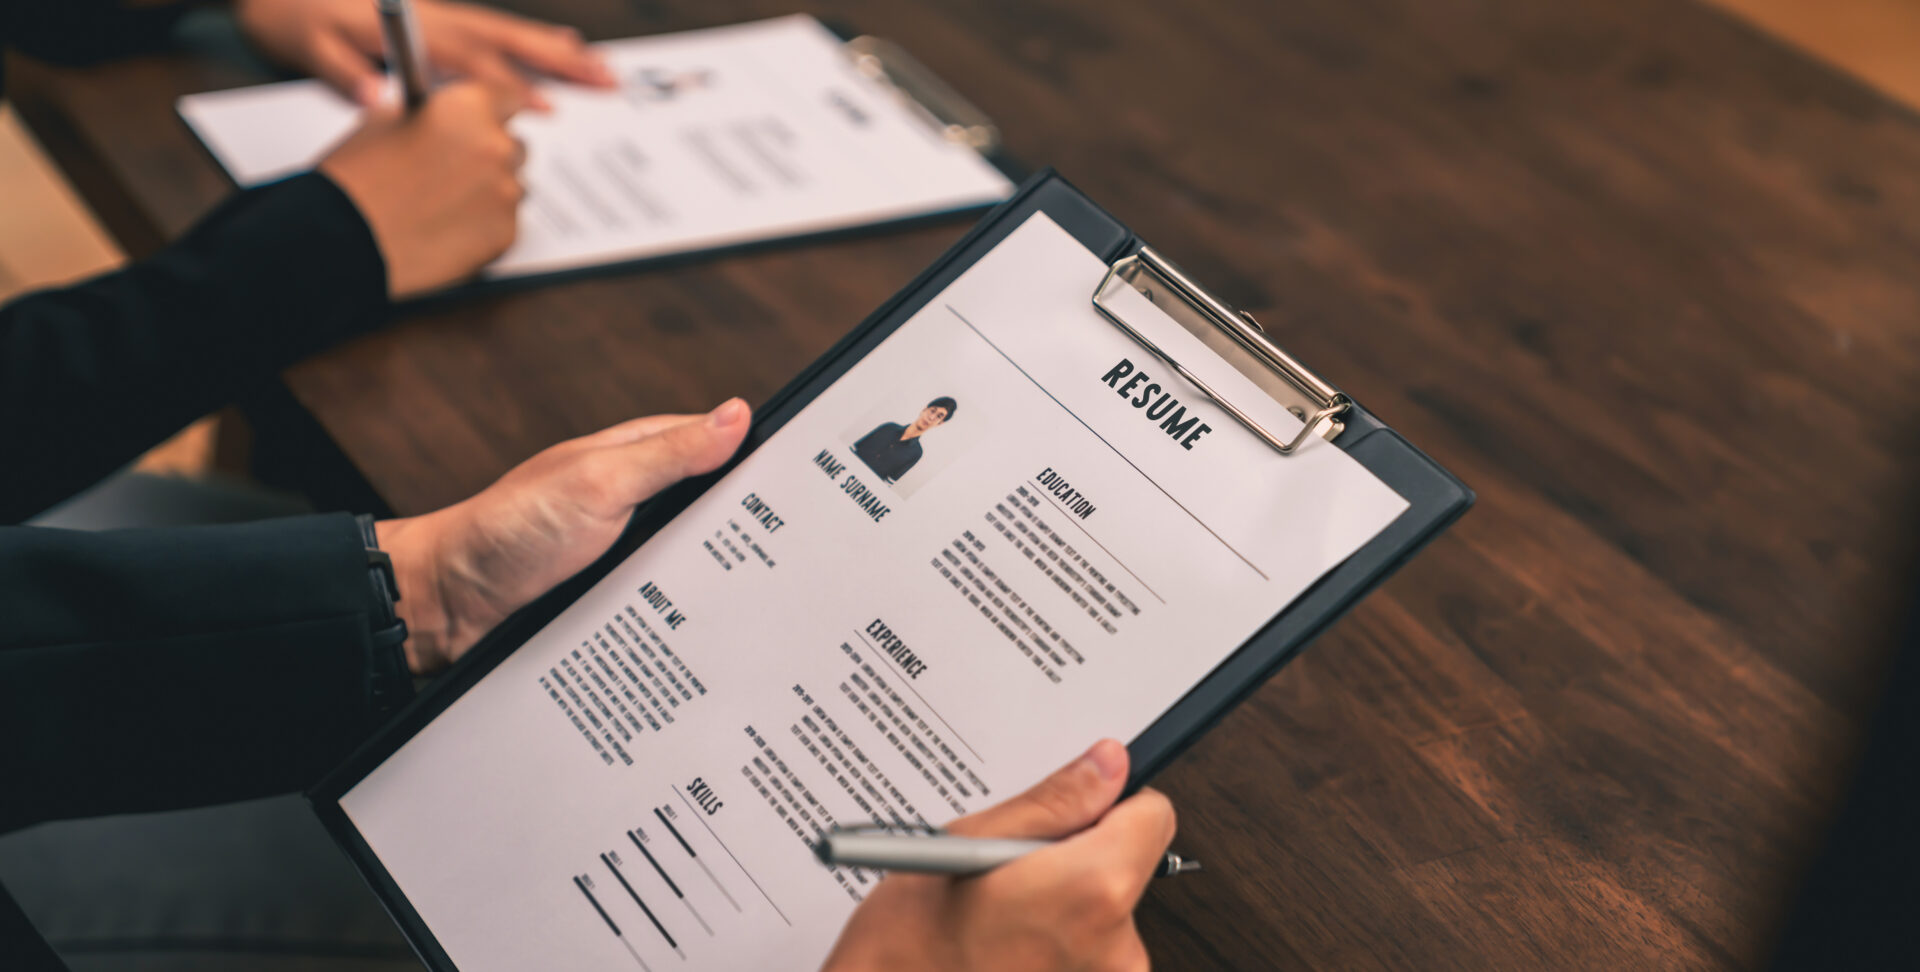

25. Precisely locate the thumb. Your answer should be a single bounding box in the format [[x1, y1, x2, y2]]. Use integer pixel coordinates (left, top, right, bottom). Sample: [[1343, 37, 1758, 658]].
[[946, 739, 1129, 840], [599, 398, 751, 505]]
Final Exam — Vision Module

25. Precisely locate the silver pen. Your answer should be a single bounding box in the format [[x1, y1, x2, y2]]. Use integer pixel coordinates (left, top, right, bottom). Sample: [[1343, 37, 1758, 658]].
[[376, 0, 432, 111], [815, 827, 1201, 879]]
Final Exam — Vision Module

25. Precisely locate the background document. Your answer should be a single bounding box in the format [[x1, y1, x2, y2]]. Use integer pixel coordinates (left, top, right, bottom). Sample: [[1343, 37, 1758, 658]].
[[177, 15, 1014, 279], [340, 213, 1409, 970]]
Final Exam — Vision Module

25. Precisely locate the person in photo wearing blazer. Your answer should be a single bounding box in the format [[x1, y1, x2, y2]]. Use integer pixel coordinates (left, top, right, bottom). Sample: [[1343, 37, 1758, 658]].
[[851, 396, 958, 485]]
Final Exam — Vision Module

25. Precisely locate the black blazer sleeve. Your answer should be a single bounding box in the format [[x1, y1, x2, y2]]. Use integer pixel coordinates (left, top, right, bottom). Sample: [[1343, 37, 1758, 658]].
[[0, 513, 389, 834], [0, 172, 390, 523], [1, 0, 189, 66]]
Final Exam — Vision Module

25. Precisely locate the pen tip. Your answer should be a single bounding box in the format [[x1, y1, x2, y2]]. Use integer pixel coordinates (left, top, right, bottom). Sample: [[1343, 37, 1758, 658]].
[[1160, 852, 1203, 877]]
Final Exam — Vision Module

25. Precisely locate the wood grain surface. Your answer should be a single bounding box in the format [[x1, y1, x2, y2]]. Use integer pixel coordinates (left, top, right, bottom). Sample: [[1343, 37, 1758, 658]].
[[13, 0, 1920, 967]]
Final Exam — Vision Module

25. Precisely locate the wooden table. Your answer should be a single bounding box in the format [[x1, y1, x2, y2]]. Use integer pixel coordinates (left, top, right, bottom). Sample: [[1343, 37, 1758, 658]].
[[14, 0, 1920, 966]]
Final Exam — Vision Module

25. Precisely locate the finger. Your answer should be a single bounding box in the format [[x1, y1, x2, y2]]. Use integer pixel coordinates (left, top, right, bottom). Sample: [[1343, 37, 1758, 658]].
[[349, 96, 406, 133], [499, 75, 542, 116], [449, 47, 547, 113], [1055, 787, 1178, 907], [598, 398, 752, 502], [579, 413, 705, 448], [308, 31, 389, 106], [428, 58, 535, 120], [946, 739, 1128, 840], [465, 9, 616, 87]]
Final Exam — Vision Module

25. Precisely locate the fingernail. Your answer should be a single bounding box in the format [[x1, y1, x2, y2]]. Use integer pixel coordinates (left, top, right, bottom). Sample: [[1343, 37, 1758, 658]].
[[709, 398, 748, 429], [1080, 739, 1127, 782]]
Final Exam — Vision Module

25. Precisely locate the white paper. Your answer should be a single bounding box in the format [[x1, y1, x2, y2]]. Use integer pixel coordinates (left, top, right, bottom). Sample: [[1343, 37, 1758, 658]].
[[176, 15, 1013, 279], [339, 213, 1410, 970]]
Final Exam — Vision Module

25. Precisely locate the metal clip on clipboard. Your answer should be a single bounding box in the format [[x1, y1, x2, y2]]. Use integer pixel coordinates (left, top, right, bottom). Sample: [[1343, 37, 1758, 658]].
[[843, 36, 1001, 154], [1092, 247, 1351, 455]]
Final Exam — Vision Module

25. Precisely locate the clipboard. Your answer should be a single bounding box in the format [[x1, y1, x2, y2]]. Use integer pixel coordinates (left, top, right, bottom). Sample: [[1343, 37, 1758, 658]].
[[174, 17, 1026, 299], [310, 169, 1472, 970], [456, 24, 1028, 297]]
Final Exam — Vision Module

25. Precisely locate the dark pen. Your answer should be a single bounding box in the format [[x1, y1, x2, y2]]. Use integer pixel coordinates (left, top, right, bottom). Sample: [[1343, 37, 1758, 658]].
[[376, 0, 432, 111]]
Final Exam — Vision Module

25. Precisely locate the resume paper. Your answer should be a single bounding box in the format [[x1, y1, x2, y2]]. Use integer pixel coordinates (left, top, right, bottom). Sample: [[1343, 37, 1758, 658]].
[[176, 16, 1013, 279], [339, 213, 1409, 970]]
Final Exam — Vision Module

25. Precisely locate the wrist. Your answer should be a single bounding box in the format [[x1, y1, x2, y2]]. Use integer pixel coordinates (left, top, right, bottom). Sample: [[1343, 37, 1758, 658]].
[[313, 160, 401, 300], [376, 513, 454, 675]]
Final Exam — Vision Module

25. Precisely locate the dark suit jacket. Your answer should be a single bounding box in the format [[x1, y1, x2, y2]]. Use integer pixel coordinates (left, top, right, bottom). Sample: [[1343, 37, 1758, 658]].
[[851, 422, 924, 485], [2, 0, 393, 522], [0, 0, 188, 83], [0, 516, 393, 970], [0, 167, 391, 523], [3, 7, 401, 968]]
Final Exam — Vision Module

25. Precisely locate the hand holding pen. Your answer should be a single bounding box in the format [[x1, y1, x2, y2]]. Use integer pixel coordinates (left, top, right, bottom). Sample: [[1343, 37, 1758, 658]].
[[234, 0, 614, 111], [818, 740, 1183, 972], [303, 0, 539, 298]]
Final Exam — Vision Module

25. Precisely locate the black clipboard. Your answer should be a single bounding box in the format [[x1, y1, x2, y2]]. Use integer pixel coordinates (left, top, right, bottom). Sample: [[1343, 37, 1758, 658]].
[[311, 170, 1472, 970], [174, 17, 1026, 301]]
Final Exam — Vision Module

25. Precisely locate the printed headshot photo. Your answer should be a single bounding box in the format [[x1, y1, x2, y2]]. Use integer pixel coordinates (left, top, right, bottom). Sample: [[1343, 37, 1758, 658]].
[[841, 393, 982, 499], [625, 66, 715, 103]]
